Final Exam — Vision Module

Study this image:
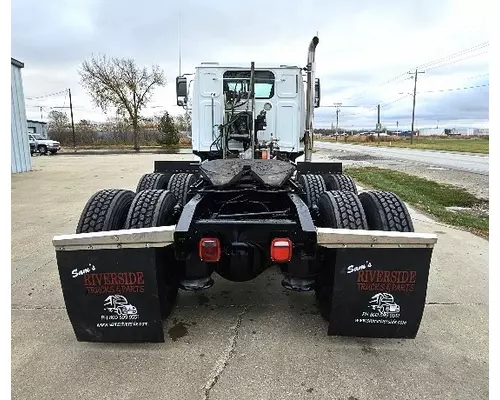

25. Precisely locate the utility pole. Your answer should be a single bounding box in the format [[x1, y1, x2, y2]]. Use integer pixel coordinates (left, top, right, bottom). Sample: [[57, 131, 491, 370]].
[[396, 120, 399, 135], [336, 108, 341, 134], [377, 104, 381, 129], [409, 69, 425, 144], [377, 104, 381, 143], [68, 88, 76, 149], [333, 102, 342, 135]]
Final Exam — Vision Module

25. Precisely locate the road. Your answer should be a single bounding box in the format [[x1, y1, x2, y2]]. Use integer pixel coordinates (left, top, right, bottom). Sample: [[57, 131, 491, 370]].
[[11, 154, 488, 400], [315, 141, 489, 175]]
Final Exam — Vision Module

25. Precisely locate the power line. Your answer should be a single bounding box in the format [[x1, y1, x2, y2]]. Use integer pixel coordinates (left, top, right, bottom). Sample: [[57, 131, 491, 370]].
[[25, 89, 68, 100], [463, 73, 489, 81], [419, 84, 489, 93], [340, 95, 410, 116], [343, 74, 413, 102], [424, 51, 488, 72], [343, 42, 488, 103], [417, 42, 489, 69], [380, 94, 411, 108], [342, 105, 378, 116]]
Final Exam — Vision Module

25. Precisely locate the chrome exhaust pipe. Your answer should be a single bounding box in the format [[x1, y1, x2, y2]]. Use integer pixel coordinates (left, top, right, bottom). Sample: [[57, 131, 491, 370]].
[[304, 36, 319, 162]]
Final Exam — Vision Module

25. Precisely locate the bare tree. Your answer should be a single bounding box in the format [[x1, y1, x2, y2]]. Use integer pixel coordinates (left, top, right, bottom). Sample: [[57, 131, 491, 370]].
[[79, 55, 166, 151], [47, 110, 71, 143], [174, 111, 192, 133]]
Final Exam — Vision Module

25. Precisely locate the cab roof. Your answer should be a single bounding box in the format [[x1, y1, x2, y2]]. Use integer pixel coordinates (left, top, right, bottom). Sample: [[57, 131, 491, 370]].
[[196, 62, 302, 70]]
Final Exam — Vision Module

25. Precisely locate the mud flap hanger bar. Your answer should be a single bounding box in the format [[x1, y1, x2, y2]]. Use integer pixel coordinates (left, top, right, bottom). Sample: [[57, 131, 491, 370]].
[[53, 226, 437, 251], [317, 228, 437, 248], [53, 226, 177, 251]]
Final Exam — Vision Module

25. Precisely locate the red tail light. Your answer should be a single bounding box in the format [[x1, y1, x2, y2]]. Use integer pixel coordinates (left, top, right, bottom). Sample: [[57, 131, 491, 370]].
[[270, 238, 292, 262], [199, 238, 221, 262]]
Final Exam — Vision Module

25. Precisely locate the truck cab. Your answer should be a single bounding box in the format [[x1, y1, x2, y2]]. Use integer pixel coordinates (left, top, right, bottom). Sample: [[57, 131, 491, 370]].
[[176, 62, 320, 162]]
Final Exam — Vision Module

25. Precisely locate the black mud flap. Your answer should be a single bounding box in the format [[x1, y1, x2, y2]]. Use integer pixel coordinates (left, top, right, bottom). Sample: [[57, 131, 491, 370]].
[[56, 246, 174, 343], [326, 247, 433, 338]]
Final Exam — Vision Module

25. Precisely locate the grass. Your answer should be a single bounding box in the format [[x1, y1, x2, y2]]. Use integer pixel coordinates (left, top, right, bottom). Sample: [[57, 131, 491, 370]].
[[318, 136, 489, 154], [344, 166, 489, 238]]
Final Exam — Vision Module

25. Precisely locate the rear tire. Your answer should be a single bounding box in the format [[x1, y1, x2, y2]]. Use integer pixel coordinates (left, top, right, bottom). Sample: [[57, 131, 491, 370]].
[[167, 173, 196, 207], [124, 189, 177, 229], [76, 189, 135, 233], [358, 190, 414, 232], [124, 189, 179, 317], [136, 173, 170, 192], [315, 190, 369, 321], [323, 173, 358, 194], [317, 190, 368, 230], [298, 174, 326, 209], [38, 145, 47, 155]]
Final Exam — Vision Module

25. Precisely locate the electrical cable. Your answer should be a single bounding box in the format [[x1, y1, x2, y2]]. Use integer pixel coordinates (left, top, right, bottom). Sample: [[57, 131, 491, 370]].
[[423, 51, 488, 72], [25, 89, 67, 100], [417, 42, 489, 69], [343, 42, 488, 103], [418, 84, 488, 93]]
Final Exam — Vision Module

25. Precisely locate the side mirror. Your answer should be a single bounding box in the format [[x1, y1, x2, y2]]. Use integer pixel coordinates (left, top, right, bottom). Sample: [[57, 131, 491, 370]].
[[314, 78, 321, 108], [176, 76, 188, 106]]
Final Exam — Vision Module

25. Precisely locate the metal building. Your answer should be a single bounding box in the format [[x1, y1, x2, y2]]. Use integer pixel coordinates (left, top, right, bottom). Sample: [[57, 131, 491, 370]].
[[27, 120, 48, 138], [11, 58, 32, 173]]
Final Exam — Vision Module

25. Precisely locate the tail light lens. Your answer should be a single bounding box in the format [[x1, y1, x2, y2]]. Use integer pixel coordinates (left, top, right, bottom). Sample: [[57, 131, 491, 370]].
[[199, 238, 221, 262], [270, 238, 292, 263]]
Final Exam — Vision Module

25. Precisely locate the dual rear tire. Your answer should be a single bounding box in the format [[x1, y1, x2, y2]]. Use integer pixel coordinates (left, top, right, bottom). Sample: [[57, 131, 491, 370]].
[[314, 188, 414, 320], [76, 188, 177, 233], [298, 173, 358, 212], [75, 172, 195, 319]]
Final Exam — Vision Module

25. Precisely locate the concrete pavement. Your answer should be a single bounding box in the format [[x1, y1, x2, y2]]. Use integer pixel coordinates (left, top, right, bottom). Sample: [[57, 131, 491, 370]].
[[315, 141, 489, 175], [11, 154, 488, 400]]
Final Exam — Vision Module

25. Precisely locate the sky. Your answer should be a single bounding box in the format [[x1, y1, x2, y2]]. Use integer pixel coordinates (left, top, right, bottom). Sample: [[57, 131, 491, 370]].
[[11, 0, 490, 131]]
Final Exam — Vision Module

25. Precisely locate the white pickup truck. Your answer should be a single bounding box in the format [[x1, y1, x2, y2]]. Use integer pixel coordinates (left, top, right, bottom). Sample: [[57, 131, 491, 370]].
[[28, 134, 61, 155]]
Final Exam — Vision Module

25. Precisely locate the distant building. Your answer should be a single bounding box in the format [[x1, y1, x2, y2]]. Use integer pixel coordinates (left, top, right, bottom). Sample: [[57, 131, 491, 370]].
[[416, 128, 445, 136], [444, 128, 476, 136], [11, 58, 32, 173], [474, 128, 489, 136], [27, 120, 48, 138]]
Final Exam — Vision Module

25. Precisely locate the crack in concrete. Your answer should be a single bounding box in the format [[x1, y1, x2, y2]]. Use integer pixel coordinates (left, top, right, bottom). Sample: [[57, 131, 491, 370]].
[[11, 259, 54, 287], [12, 305, 66, 310], [203, 307, 249, 400]]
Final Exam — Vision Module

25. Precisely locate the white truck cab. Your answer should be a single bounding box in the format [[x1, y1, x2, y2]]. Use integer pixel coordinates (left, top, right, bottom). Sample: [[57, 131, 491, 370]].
[[175, 37, 320, 162], [190, 64, 306, 154]]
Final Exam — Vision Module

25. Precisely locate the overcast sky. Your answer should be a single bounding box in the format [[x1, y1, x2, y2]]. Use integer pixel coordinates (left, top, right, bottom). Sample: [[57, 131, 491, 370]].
[[12, 0, 489, 130]]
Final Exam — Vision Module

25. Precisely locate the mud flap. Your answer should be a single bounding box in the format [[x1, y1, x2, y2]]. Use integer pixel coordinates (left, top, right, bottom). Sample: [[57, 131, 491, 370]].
[[317, 228, 437, 338], [53, 226, 177, 343]]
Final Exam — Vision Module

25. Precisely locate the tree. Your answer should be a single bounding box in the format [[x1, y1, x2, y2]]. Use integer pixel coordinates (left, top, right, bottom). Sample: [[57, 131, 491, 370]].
[[157, 111, 179, 147], [78, 55, 165, 151], [76, 119, 98, 144], [48, 110, 69, 131], [47, 110, 71, 143], [174, 111, 192, 133]]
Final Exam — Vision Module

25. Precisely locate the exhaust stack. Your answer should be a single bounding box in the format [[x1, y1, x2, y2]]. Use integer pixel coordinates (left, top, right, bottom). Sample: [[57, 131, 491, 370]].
[[304, 36, 319, 162]]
